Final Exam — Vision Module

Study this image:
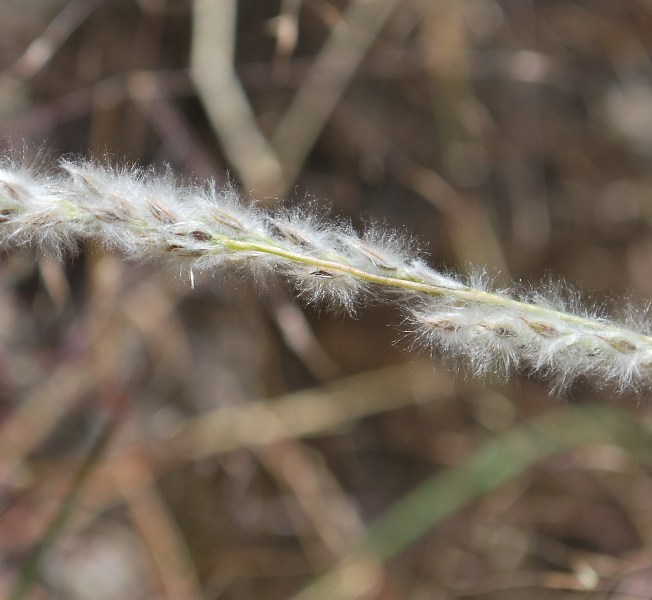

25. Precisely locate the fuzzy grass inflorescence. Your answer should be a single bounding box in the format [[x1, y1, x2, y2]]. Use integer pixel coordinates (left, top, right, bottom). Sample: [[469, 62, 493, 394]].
[[1, 156, 651, 392]]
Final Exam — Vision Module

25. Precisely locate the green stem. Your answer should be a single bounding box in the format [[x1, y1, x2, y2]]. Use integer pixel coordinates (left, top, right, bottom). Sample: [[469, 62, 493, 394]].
[[7, 415, 118, 600], [218, 236, 652, 346]]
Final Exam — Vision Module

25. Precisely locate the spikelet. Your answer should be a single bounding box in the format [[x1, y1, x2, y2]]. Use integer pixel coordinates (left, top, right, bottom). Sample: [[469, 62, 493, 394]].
[[1, 156, 651, 392]]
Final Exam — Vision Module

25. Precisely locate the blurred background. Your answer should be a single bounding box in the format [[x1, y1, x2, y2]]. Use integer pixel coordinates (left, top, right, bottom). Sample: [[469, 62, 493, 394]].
[[2, 1, 652, 598]]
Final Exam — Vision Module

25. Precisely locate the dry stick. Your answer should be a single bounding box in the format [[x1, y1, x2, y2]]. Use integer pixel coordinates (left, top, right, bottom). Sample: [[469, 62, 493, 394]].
[[36, 362, 451, 525], [113, 451, 205, 600], [271, 0, 402, 195], [0, 158, 651, 391], [0, 363, 94, 487], [191, 0, 400, 198], [190, 0, 285, 194], [0, 0, 107, 83]]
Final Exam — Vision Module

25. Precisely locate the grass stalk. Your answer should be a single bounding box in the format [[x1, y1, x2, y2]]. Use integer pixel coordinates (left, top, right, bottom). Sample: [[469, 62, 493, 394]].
[[1, 157, 651, 391]]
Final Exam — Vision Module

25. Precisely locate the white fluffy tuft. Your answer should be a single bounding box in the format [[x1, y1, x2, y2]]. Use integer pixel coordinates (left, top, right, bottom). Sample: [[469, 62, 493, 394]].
[[1, 157, 651, 393], [410, 276, 652, 393]]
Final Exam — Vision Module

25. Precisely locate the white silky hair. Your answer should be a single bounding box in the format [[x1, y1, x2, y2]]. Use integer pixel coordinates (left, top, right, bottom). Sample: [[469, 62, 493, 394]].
[[0, 156, 651, 393]]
